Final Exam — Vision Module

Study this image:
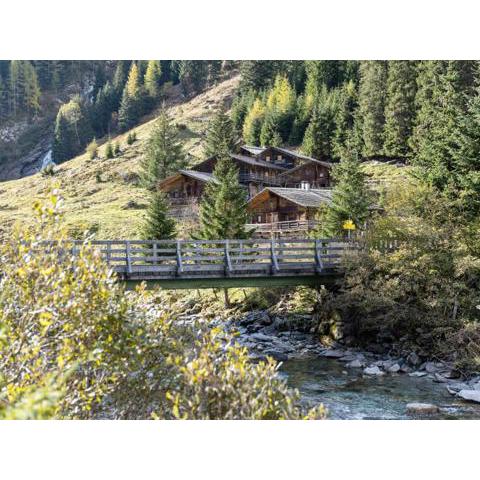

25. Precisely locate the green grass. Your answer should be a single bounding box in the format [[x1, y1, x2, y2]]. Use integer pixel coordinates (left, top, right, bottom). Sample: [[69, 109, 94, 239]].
[[0, 75, 240, 241]]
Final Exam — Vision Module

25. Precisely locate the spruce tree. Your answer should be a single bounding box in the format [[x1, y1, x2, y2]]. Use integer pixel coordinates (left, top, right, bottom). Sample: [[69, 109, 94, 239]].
[[140, 110, 186, 190], [332, 80, 358, 159], [142, 190, 176, 240], [383, 61, 417, 157], [302, 92, 336, 159], [105, 139, 114, 159], [260, 110, 281, 146], [316, 141, 371, 237], [357, 61, 388, 157], [409, 61, 464, 191], [239, 61, 275, 92], [204, 106, 236, 158], [196, 155, 251, 240]]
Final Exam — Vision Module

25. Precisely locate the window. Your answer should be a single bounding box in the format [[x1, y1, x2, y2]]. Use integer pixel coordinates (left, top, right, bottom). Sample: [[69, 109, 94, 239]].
[[257, 215, 262, 223], [266, 155, 271, 161]]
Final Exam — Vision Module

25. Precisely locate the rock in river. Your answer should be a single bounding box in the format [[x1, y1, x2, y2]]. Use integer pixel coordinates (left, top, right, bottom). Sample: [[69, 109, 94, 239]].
[[346, 359, 365, 368], [406, 403, 440, 415], [457, 390, 480, 403], [363, 366, 385, 376]]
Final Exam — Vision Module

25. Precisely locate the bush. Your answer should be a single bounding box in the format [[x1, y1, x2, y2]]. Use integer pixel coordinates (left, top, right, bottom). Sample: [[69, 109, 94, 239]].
[[314, 182, 480, 371], [105, 140, 114, 159], [40, 163, 55, 177], [126, 131, 137, 145], [113, 142, 121, 156], [86, 138, 98, 160], [0, 193, 325, 419]]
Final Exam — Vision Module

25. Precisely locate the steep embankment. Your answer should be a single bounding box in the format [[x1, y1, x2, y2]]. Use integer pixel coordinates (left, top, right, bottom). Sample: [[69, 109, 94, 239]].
[[0, 75, 240, 240]]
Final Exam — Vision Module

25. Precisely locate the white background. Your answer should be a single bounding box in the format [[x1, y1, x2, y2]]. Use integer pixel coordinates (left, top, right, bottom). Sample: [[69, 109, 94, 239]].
[[0, 1, 478, 478]]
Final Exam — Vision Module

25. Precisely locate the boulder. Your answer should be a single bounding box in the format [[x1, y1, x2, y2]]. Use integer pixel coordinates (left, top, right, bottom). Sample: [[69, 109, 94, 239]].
[[458, 390, 480, 403], [250, 332, 274, 343], [424, 362, 439, 374], [263, 349, 289, 362], [346, 359, 365, 368], [388, 363, 401, 373], [433, 373, 448, 383], [409, 371, 428, 377], [321, 349, 346, 358], [363, 366, 385, 376], [407, 352, 421, 366], [406, 403, 440, 415]]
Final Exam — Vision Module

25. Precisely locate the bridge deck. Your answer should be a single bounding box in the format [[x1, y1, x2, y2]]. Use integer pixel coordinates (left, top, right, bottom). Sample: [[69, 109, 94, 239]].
[[59, 238, 352, 287]]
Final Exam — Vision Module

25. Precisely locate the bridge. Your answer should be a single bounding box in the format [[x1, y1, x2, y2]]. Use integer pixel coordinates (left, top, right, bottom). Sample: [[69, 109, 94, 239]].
[[66, 238, 353, 289]]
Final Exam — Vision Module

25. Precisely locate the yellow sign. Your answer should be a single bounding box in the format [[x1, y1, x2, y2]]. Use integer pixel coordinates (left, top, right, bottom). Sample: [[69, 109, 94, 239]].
[[343, 220, 356, 230]]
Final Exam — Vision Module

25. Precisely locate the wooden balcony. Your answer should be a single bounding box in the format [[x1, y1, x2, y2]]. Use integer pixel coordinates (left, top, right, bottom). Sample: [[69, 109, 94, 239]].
[[239, 173, 283, 186], [246, 220, 318, 233]]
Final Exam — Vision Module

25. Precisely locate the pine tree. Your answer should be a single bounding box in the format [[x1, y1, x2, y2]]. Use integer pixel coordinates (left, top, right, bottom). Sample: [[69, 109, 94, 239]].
[[204, 107, 236, 158], [315, 141, 371, 237], [144, 60, 162, 98], [196, 155, 251, 240], [142, 190, 175, 240], [242, 98, 265, 145], [140, 110, 186, 190], [230, 89, 255, 135], [383, 61, 417, 157], [357, 61, 388, 157], [52, 114, 72, 162]]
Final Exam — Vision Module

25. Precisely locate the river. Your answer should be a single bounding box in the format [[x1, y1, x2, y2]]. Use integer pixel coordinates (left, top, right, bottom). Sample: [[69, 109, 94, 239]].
[[280, 357, 480, 419]]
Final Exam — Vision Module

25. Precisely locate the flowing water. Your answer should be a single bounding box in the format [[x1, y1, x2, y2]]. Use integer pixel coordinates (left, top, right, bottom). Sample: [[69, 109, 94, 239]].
[[280, 357, 480, 419]]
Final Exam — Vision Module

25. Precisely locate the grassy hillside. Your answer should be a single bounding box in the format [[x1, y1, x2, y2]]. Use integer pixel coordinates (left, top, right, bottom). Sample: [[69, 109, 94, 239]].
[[0, 75, 240, 240]]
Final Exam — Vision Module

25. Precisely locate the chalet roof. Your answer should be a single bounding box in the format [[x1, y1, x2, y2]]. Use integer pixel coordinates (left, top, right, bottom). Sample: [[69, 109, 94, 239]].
[[158, 169, 217, 189], [229, 153, 288, 171], [240, 145, 267, 156], [272, 147, 333, 168], [279, 159, 332, 178], [248, 187, 333, 209]]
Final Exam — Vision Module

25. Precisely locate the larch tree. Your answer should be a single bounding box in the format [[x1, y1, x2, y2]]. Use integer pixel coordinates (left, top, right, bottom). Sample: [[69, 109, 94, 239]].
[[242, 98, 265, 145], [118, 62, 144, 131], [383, 61, 417, 157], [140, 109, 186, 190], [357, 61, 388, 157], [144, 60, 162, 99], [204, 106, 236, 158]]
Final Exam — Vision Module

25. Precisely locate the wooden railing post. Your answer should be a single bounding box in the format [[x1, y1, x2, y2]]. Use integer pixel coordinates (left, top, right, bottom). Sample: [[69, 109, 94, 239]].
[[270, 239, 279, 274], [314, 239, 323, 273], [153, 241, 158, 265], [224, 239, 232, 277], [125, 241, 132, 276], [106, 241, 112, 266], [176, 240, 183, 276]]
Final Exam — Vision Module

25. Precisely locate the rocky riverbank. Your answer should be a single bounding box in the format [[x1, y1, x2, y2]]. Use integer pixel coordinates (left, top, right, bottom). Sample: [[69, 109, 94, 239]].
[[221, 310, 480, 408]]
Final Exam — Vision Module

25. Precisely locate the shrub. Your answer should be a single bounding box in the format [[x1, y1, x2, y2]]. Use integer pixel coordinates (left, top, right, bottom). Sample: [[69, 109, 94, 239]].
[[86, 138, 98, 160], [0, 192, 134, 418], [105, 140, 114, 159], [40, 163, 55, 177], [126, 131, 137, 145], [113, 142, 121, 156], [0, 194, 325, 419]]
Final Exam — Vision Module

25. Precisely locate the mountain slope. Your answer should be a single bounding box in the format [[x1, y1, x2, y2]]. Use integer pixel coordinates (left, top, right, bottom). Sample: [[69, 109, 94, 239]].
[[0, 75, 240, 240]]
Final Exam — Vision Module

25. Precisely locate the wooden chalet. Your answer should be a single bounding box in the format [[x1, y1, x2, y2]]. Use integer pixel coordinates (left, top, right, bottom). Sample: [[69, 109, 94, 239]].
[[158, 169, 217, 206], [247, 187, 332, 233], [280, 158, 332, 188], [192, 153, 288, 197]]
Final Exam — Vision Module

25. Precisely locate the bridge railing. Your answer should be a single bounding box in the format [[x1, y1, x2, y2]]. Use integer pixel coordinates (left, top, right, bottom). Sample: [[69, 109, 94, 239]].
[[61, 238, 353, 280]]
